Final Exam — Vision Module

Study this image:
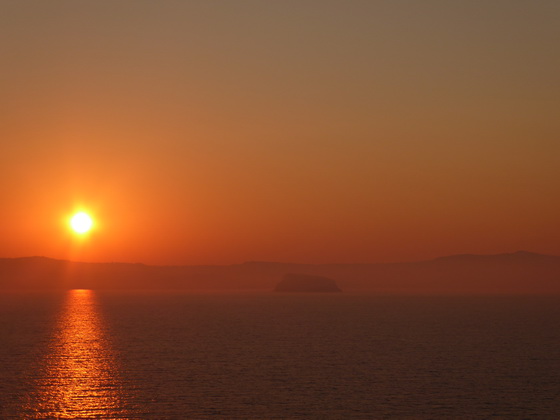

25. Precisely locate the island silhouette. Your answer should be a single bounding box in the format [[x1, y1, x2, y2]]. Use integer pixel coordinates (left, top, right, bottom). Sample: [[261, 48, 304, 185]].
[[1, 251, 559, 294]]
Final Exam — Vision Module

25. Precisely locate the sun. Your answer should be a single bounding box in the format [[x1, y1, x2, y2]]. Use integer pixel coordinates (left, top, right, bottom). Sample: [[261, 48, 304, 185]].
[[70, 212, 94, 234]]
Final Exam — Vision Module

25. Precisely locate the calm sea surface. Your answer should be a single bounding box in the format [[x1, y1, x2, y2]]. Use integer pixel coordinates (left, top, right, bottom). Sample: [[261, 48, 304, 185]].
[[1, 291, 560, 419]]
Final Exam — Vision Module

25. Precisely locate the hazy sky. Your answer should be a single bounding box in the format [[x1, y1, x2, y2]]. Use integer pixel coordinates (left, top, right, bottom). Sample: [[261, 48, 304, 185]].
[[1, 0, 559, 264]]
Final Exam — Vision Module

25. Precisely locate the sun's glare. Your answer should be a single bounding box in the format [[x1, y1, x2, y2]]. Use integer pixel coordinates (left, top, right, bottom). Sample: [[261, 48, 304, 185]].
[[70, 212, 94, 234]]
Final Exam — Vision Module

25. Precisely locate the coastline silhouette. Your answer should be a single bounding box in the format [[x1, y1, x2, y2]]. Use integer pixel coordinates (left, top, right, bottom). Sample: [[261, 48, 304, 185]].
[[1, 251, 559, 294]]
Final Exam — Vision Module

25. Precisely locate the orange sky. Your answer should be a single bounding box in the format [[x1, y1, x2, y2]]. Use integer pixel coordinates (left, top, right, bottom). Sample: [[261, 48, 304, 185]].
[[1, 1, 559, 264]]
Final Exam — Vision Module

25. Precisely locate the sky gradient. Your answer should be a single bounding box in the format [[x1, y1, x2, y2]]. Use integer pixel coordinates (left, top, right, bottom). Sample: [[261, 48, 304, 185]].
[[1, 0, 559, 264]]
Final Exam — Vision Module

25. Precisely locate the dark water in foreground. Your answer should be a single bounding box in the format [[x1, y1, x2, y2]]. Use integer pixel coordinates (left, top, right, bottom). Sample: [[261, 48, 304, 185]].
[[1, 291, 560, 419]]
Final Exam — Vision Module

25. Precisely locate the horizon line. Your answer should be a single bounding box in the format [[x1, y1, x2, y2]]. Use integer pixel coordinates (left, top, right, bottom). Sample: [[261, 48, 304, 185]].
[[1, 250, 556, 267]]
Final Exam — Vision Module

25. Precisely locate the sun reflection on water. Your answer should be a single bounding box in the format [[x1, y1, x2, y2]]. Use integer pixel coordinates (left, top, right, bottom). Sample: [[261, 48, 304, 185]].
[[29, 289, 130, 419]]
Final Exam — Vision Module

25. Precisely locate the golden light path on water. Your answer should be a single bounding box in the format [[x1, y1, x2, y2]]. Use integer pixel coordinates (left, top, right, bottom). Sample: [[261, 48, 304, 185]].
[[29, 290, 130, 419]]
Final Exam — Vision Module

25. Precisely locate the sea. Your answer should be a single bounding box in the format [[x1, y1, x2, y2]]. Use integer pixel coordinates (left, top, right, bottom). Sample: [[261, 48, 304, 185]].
[[1, 290, 560, 419]]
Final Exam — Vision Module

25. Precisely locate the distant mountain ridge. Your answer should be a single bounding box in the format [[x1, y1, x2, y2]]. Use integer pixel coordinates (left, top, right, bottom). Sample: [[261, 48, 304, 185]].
[[434, 250, 559, 262], [1, 251, 560, 294]]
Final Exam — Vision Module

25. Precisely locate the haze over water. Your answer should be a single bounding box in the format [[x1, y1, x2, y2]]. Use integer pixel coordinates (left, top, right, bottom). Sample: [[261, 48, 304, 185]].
[[2, 291, 560, 418]]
